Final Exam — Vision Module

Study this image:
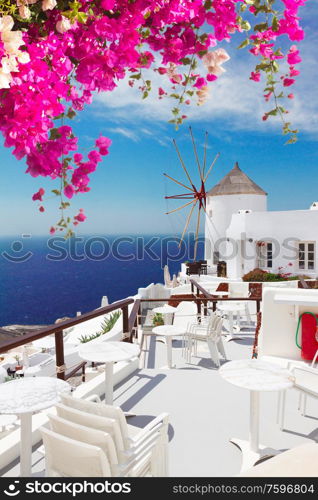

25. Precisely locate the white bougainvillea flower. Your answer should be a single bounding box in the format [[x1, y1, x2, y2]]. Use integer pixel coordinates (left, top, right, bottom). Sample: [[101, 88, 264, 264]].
[[42, 0, 57, 11], [0, 15, 30, 89], [56, 16, 72, 33], [202, 48, 230, 75]]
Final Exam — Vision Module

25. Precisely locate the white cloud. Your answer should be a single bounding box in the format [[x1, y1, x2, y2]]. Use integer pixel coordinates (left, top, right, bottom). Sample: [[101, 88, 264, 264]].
[[107, 127, 140, 141], [91, 12, 318, 139]]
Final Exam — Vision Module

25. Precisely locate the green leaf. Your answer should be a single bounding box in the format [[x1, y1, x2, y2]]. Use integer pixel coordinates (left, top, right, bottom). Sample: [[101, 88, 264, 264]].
[[237, 39, 250, 49], [267, 109, 278, 116], [272, 16, 279, 32], [76, 11, 88, 23], [180, 57, 191, 65], [49, 128, 62, 140], [66, 108, 76, 119], [254, 23, 268, 32], [241, 21, 251, 31]]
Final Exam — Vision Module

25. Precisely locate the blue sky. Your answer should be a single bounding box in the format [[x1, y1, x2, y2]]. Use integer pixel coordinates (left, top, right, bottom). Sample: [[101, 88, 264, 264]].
[[1, 1, 317, 236]]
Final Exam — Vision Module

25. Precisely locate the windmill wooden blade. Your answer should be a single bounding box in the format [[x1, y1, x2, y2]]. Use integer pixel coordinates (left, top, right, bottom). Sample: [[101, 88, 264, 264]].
[[193, 205, 202, 261], [189, 126, 203, 181], [202, 131, 208, 178], [173, 139, 195, 187], [163, 173, 193, 192], [204, 152, 220, 184], [178, 200, 198, 248], [165, 199, 195, 215]]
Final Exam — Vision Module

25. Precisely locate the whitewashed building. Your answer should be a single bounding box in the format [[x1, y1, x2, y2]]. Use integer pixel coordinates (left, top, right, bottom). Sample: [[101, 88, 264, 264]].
[[204, 163, 318, 279]]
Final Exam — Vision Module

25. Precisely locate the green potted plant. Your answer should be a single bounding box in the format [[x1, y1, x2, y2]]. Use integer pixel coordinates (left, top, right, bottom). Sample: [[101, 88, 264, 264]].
[[152, 313, 164, 327]]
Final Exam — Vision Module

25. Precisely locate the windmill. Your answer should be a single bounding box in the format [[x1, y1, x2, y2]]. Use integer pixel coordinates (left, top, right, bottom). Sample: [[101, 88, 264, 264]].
[[164, 128, 219, 261]]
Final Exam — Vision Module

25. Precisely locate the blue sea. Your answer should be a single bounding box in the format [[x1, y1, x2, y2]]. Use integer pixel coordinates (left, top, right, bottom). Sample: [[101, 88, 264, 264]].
[[0, 235, 203, 326]]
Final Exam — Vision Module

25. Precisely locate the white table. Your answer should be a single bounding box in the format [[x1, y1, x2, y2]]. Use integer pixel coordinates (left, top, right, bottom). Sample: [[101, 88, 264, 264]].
[[79, 341, 140, 405], [0, 377, 70, 476], [219, 359, 294, 472], [152, 325, 184, 369], [152, 305, 177, 315], [217, 301, 246, 341], [152, 305, 177, 339]]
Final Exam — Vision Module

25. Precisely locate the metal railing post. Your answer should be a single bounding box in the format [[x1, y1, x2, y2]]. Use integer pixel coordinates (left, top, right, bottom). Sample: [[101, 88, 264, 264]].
[[122, 305, 129, 341], [55, 330, 65, 380]]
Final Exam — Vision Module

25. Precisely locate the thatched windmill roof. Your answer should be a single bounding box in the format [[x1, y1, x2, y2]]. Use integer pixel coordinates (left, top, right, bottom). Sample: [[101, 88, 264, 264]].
[[207, 162, 267, 197]]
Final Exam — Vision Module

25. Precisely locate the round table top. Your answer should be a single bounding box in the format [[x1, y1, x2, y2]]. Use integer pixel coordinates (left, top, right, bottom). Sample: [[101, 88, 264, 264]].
[[219, 359, 294, 392], [152, 305, 177, 314], [152, 325, 185, 337], [79, 341, 140, 364], [0, 377, 70, 415], [217, 301, 246, 311]]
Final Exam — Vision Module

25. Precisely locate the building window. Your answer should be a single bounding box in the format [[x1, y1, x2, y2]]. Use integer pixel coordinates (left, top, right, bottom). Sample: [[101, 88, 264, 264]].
[[256, 241, 273, 269], [298, 242, 315, 271]]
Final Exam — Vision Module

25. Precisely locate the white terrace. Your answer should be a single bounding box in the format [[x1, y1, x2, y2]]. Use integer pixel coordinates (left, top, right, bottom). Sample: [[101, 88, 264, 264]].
[[0, 281, 318, 477]]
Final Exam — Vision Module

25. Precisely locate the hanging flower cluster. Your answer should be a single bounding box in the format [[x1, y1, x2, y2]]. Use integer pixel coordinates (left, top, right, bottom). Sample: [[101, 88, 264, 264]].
[[0, 0, 310, 234]]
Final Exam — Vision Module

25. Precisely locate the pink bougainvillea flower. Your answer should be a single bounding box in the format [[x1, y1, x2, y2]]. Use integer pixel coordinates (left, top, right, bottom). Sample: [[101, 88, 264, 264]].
[[206, 74, 217, 82], [288, 93, 294, 99], [49, 227, 56, 235], [101, 0, 116, 10], [194, 77, 207, 89], [287, 46, 302, 65], [250, 71, 261, 82], [32, 188, 45, 201], [290, 67, 300, 76], [283, 78, 295, 87], [64, 184, 75, 199], [74, 211, 87, 223], [95, 136, 111, 156], [74, 153, 83, 164]]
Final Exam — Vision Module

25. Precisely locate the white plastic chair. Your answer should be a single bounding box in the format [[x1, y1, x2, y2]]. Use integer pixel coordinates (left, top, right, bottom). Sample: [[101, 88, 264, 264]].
[[278, 364, 318, 429], [185, 314, 226, 367], [139, 301, 198, 367], [228, 282, 252, 325], [41, 427, 112, 477], [48, 414, 120, 475], [59, 394, 169, 476]]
